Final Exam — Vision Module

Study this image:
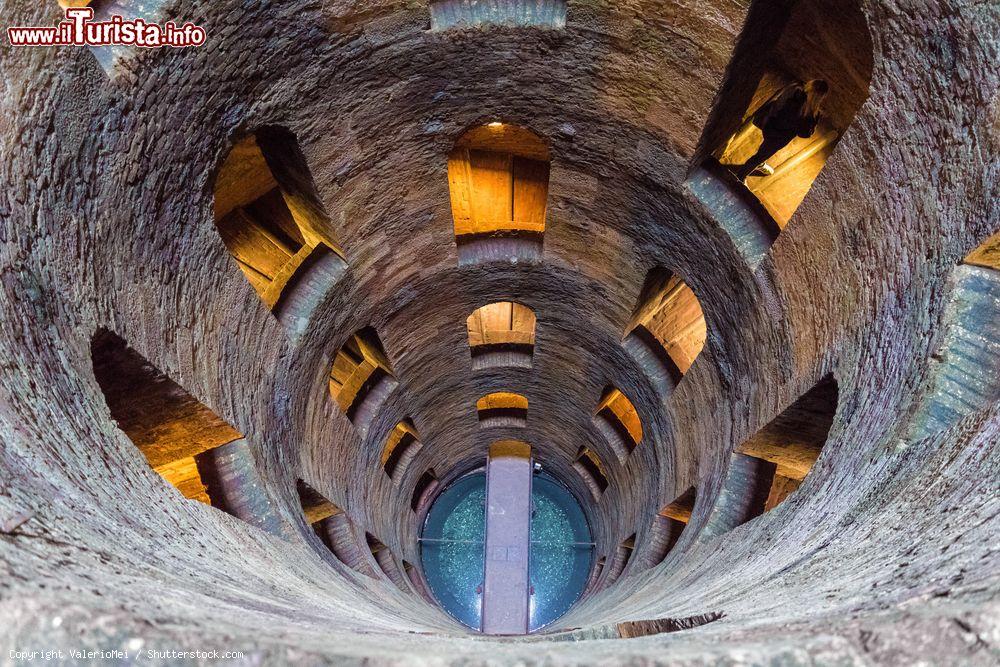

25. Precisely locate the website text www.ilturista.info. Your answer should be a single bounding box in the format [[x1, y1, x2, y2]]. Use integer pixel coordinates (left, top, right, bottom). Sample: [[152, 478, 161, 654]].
[[7, 7, 205, 48]]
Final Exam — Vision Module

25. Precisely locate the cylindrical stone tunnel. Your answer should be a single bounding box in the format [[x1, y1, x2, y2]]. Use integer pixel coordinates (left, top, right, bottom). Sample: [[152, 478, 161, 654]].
[[1, 0, 998, 664]]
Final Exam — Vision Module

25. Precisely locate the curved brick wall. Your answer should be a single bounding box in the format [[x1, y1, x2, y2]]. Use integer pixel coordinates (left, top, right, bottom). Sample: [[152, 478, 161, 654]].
[[0, 0, 997, 663]]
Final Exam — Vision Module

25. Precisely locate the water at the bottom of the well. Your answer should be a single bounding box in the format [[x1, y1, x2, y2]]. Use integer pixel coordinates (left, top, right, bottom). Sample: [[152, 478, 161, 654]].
[[419, 470, 593, 632]]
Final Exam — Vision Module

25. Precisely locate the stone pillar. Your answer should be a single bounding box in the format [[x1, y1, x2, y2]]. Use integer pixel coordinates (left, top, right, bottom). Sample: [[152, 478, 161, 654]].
[[481, 441, 533, 635]]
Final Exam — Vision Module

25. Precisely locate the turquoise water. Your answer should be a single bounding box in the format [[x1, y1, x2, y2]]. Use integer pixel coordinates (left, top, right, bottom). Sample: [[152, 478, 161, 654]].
[[419, 474, 486, 629], [419, 471, 593, 632], [528, 473, 593, 630]]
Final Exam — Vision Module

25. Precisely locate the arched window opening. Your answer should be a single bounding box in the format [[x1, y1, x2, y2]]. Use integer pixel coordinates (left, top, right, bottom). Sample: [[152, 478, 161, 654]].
[[329, 328, 398, 433], [214, 127, 345, 310], [90, 330, 281, 533], [624, 268, 706, 397], [466, 302, 536, 369], [645, 487, 697, 567], [593, 386, 642, 461], [448, 124, 550, 265], [907, 232, 1000, 441], [91, 330, 240, 506], [296, 479, 341, 526], [689, 0, 874, 257], [965, 232, 1000, 271], [616, 612, 725, 638], [411, 468, 440, 513], [573, 447, 609, 500], [703, 375, 838, 537], [314, 511, 377, 577], [403, 560, 436, 603], [602, 535, 635, 587], [430, 0, 566, 30], [366, 533, 409, 591], [477, 392, 529, 429], [296, 479, 371, 572], [585, 555, 607, 594], [382, 419, 422, 483]]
